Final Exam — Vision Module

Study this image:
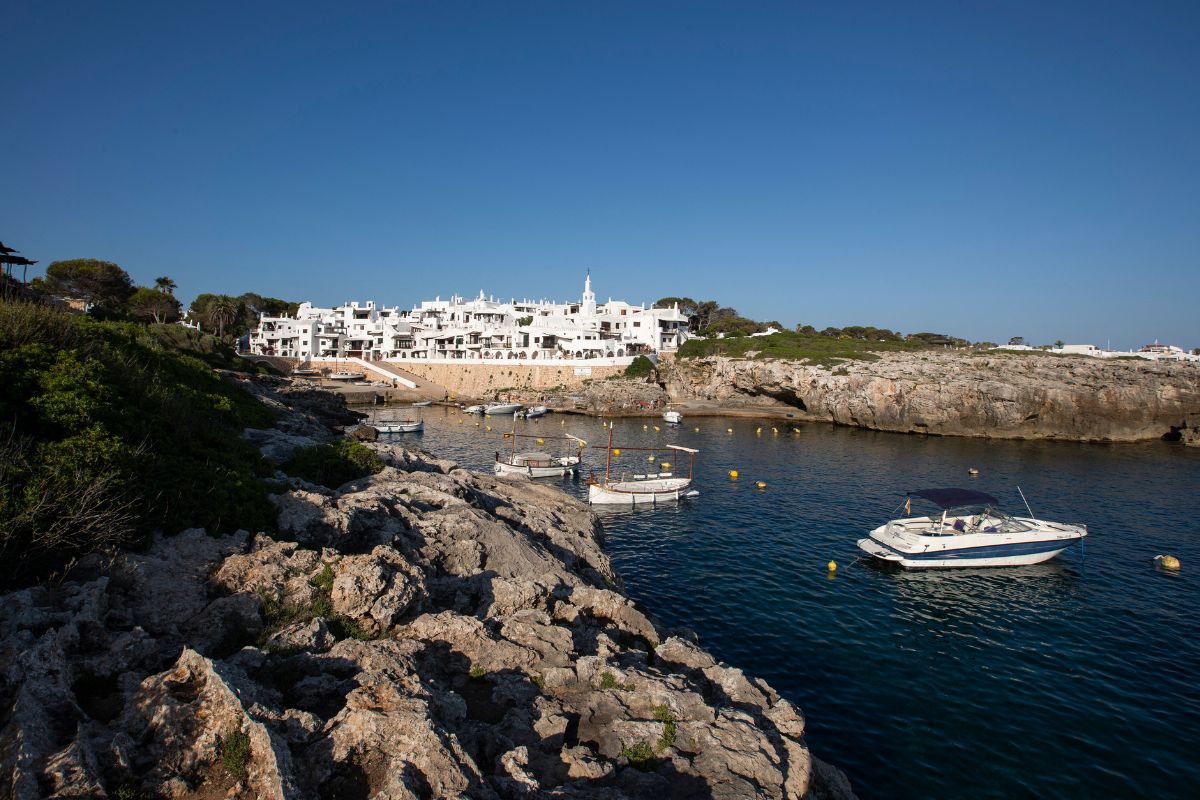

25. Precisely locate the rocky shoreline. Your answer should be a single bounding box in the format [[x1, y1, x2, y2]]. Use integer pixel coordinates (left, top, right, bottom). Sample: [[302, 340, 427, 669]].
[[659, 351, 1200, 443], [0, 377, 855, 799]]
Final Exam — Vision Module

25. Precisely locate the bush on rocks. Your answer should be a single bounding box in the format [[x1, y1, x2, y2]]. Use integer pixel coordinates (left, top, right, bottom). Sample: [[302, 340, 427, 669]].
[[279, 440, 383, 488]]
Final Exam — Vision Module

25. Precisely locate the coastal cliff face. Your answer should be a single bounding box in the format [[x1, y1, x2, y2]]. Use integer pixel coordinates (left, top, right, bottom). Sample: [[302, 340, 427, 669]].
[[0, 382, 853, 799], [662, 351, 1200, 442]]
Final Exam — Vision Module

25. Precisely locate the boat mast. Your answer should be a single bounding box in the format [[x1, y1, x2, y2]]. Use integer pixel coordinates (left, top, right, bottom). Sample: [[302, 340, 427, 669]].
[[605, 426, 613, 481]]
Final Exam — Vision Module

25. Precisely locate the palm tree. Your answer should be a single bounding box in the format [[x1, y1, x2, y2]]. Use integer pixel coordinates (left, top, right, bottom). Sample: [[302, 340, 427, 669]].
[[209, 295, 240, 339], [154, 276, 177, 295]]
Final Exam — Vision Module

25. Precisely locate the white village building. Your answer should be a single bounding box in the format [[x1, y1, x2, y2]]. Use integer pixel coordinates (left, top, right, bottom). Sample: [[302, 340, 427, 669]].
[[248, 274, 690, 364]]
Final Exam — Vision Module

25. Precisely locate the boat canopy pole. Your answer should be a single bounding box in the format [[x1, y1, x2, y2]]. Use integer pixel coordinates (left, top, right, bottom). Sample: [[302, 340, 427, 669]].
[[1017, 486, 1035, 518]]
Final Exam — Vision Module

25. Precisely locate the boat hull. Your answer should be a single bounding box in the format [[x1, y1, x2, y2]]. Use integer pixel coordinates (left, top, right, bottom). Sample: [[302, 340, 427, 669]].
[[588, 477, 692, 506], [377, 421, 423, 433], [857, 518, 1086, 569], [494, 458, 579, 478], [484, 403, 522, 415]]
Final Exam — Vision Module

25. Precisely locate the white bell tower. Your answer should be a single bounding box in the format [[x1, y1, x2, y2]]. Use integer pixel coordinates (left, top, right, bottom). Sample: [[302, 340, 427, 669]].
[[582, 269, 596, 316]]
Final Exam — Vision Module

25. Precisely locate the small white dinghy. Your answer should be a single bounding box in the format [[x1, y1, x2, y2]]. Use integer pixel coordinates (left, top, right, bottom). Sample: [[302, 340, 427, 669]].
[[858, 488, 1087, 569], [519, 405, 549, 419], [411, 400, 433, 407], [663, 409, 683, 424], [376, 420, 424, 433]]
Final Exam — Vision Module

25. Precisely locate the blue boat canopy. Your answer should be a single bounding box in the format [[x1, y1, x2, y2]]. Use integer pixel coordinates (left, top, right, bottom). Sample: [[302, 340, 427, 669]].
[[908, 488, 999, 508]]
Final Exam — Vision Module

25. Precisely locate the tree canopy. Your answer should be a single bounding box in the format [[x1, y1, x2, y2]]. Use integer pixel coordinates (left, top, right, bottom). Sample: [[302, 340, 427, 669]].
[[128, 287, 182, 324], [41, 259, 135, 312]]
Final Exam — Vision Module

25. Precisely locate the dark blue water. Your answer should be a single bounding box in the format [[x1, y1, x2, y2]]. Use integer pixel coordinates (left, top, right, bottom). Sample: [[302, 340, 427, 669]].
[[378, 406, 1200, 799]]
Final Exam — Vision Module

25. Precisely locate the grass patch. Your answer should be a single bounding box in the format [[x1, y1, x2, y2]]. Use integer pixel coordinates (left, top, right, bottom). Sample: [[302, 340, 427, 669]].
[[309, 560, 338, 592], [219, 727, 252, 780], [599, 672, 635, 691], [469, 665, 487, 681], [653, 704, 677, 751], [677, 330, 930, 367], [279, 440, 383, 488], [619, 740, 657, 771]]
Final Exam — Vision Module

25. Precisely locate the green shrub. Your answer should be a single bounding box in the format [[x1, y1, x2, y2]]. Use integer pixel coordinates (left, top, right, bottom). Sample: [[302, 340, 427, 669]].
[[468, 665, 487, 680], [619, 740, 657, 771], [0, 299, 278, 589], [309, 561, 337, 592], [599, 672, 634, 691], [653, 704, 677, 751], [678, 330, 929, 367], [219, 727, 252, 780], [623, 355, 656, 379], [279, 440, 383, 488]]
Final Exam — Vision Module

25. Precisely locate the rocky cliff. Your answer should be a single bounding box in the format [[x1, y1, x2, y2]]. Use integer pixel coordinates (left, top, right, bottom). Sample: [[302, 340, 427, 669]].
[[0, 379, 854, 799], [662, 351, 1200, 442]]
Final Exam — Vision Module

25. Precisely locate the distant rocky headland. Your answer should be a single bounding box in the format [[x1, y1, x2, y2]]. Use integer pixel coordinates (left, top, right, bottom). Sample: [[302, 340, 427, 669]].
[[0, 374, 855, 799], [660, 350, 1200, 443]]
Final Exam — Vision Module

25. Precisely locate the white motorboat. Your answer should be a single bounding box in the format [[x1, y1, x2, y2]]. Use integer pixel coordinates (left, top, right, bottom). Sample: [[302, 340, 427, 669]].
[[857, 488, 1087, 569], [494, 432, 585, 478], [519, 405, 548, 418], [411, 400, 433, 407], [376, 420, 424, 433], [463, 405, 485, 414], [586, 429, 699, 506], [484, 402, 523, 415], [662, 410, 683, 424], [328, 371, 363, 381]]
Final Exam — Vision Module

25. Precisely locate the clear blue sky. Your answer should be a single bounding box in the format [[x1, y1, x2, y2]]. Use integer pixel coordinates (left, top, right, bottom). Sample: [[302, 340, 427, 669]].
[[3, 1, 1197, 349]]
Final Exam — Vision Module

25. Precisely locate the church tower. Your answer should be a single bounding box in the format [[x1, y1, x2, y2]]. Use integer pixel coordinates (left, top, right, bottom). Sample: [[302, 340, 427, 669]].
[[582, 270, 596, 316]]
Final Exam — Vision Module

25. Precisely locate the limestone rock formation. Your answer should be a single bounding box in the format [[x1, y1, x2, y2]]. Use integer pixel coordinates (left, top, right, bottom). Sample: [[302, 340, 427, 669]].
[[663, 351, 1200, 442], [0, 377, 856, 800]]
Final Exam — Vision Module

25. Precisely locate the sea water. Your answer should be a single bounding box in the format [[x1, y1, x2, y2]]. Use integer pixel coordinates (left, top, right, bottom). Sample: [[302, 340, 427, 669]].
[[376, 406, 1200, 799]]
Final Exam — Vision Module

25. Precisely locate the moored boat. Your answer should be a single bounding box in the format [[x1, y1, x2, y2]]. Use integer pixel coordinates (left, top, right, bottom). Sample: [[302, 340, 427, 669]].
[[463, 405, 484, 414], [586, 429, 699, 506], [519, 405, 548, 418], [376, 420, 424, 433], [663, 410, 683, 424], [484, 402, 523, 415], [328, 371, 363, 381], [857, 488, 1087, 569], [494, 432, 585, 478], [411, 400, 433, 407]]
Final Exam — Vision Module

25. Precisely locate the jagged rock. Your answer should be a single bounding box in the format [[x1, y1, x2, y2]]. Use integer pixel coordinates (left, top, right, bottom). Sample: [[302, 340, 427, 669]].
[[331, 547, 422, 634], [0, 378, 857, 800], [242, 427, 322, 462], [113, 528, 249, 638], [264, 618, 336, 653], [118, 648, 298, 799], [663, 352, 1200, 442], [349, 423, 379, 441]]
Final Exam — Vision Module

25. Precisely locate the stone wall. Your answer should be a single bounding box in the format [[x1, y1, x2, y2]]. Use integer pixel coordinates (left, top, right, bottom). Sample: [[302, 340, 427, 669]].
[[395, 361, 628, 398]]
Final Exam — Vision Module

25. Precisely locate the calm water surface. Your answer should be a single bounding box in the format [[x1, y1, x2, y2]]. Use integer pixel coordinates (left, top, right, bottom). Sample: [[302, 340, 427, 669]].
[[378, 405, 1200, 799]]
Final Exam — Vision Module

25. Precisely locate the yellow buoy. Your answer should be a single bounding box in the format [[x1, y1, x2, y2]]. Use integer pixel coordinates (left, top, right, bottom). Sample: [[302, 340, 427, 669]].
[[654, 425, 660, 432], [827, 560, 837, 572], [727, 428, 734, 434], [772, 427, 778, 434], [643, 424, 648, 430], [648, 455, 656, 462], [613, 448, 621, 457], [660, 462, 670, 469], [968, 468, 979, 476], [1156, 555, 1182, 570], [728, 469, 739, 480], [485, 425, 492, 431], [536, 437, 544, 444], [578, 441, 586, 448], [560, 419, 565, 426], [792, 428, 800, 434], [756, 427, 762, 435], [756, 481, 766, 489]]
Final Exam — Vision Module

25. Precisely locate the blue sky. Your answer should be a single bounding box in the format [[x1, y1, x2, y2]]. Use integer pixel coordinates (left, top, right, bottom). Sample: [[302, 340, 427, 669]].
[[3, 1, 1197, 349]]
